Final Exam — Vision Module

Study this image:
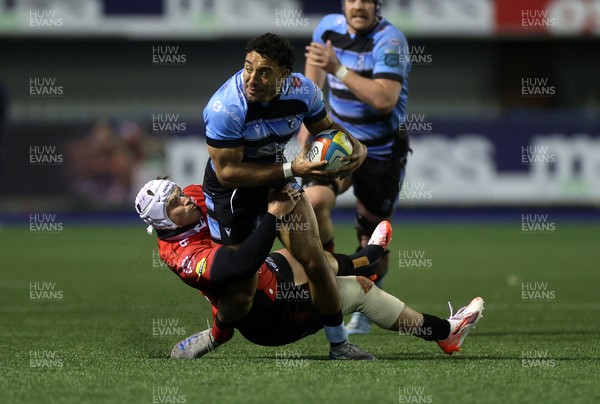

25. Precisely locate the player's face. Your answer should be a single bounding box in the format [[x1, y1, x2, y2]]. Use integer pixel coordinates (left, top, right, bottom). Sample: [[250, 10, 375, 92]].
[[344, 0, 377, 34], [166, 187, 201, 228], [243, 51, 289, 103]]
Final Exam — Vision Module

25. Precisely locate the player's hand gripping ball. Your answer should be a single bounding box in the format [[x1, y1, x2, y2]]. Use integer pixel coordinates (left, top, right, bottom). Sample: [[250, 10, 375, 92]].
[[307, 129, 354, 170]]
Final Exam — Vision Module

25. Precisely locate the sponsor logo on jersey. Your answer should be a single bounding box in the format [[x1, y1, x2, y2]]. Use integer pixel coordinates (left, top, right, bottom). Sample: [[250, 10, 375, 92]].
[[195, 258, 207, 280]]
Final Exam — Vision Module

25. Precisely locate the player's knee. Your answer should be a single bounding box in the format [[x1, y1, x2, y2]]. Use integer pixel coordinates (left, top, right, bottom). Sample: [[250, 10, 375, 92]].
[[306, 188, 335, 214], [303, 257, 330, 281], [230, 290, 255, 312]]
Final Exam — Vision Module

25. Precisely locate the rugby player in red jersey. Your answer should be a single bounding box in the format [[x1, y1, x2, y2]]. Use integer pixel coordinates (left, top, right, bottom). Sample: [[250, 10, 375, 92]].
[[135, 178, 484, 360]]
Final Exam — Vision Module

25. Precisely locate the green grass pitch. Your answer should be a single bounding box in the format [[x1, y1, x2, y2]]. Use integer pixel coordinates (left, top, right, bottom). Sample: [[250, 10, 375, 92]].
[[1, 220, 599, 403]]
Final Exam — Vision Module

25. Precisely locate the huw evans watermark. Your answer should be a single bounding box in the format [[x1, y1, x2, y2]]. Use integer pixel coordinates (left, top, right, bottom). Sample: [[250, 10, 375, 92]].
[[521, 282, 556, 302], [276, 213, 310, 233], [275, 9, 309, 28], [398, 318, 432, 338], [276, 282, 310, 302], [152, 114, 187, 135], [29, 10, 63, 28], [152, 386, 186, 403], [398, 386, 432, 403], [275, 349, 309, 367], [521, 10, 556, 29], [30, 214, 63, 233], [29, 77, 63, 97], [522, 350, 556, 368], [30, 145, 63, 165], [152, 45, 187, 66], [521, 214, 556, 234], [521, 77, 555, 97], [404, 114, 432, 134], [30, 282, 63, 301], [30, 351, 63, 368], [521, 145, 556, 165], [399, 45, 432, 66], [152, 318, 187, 337], [399, 182, 433, 201], [399, 250, 432, 269]]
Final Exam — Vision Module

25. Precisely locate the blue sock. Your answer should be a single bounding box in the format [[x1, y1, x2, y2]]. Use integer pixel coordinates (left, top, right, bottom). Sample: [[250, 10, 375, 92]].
[[323, 324, 348, 345]]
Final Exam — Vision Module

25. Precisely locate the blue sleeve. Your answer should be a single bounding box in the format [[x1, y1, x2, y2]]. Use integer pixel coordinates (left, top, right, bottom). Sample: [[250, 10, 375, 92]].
[[302, 77, 327, 124], [203, 92, 244, 149], [372, 31, 410, 84]]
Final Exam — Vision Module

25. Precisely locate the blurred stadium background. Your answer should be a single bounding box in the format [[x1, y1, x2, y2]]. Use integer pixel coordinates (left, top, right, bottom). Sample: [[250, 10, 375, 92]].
[[1, 1, 600, 403], [1, 0, 599, 215]]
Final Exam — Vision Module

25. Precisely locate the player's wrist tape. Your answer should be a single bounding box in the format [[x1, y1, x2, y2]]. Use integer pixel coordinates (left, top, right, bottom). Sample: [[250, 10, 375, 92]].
[[335, 65, 349, 81], [282, 162, 294, 179]]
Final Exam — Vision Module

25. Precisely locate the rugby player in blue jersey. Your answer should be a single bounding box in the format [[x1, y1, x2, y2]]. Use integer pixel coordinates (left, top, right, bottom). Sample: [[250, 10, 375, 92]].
[[300, 0, 411, 334], [202, 33, 371, 359]]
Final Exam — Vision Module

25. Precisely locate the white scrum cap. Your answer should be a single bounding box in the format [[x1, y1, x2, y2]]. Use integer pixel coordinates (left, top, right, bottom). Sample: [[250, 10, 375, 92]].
[[134, 179, 178, 234]]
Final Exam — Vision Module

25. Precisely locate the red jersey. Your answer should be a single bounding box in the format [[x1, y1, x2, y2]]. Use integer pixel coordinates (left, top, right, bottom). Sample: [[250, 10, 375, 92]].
[[157, 184, 222, 305], [156, 184, 277, 309], [155, 184, 318, 346]]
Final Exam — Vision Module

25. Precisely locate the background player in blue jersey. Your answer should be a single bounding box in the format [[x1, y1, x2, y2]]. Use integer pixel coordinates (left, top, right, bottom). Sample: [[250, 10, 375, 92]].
[[202, 33, 371, 359], [299, 0, 412, 334]]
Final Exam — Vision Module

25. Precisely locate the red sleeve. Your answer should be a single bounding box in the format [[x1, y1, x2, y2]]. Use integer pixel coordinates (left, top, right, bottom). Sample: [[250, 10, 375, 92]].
[[158, 235, 223, 291]]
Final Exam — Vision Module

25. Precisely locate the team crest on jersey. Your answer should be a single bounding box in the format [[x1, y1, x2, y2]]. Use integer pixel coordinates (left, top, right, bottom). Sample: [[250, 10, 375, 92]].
[[384, 50, 400, 67], [290, 76, 302, 88], [182, 255, 195, 274], [195, 258, 207, 280]]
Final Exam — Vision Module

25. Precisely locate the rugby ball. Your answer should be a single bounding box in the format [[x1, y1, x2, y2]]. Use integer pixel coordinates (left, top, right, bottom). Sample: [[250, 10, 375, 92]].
[[308, 129, 353, 170]]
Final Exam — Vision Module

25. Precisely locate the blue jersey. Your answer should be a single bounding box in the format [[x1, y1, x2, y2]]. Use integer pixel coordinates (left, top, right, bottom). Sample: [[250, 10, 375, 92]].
[[204, 70, 327, 165], [313, 14, 411, 159]]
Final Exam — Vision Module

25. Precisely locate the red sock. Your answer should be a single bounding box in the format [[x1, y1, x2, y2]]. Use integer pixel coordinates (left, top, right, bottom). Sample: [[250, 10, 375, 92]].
[[211, 315, 234, 343]]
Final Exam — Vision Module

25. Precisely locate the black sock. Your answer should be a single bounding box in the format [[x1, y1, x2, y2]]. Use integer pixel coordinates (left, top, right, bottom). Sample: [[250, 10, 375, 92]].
[[333, 252, 377, 277], [332, 245, 384, 278], [321, 311, 344, 327], [333, 253, 354, 276], [418, 313, 451, 341], [348, 245, 384, 267]]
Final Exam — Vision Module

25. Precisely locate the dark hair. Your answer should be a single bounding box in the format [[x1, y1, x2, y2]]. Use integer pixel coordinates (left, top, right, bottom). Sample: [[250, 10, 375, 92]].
[[245, 33, 295, 71]]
